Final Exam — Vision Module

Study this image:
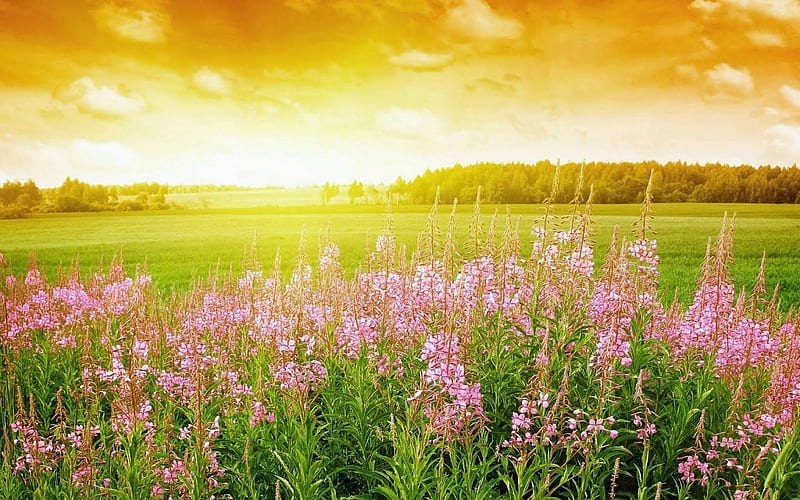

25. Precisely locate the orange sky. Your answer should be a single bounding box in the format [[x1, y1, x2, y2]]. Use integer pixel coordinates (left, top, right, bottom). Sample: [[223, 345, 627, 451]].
[[1, 0, 799, 187]]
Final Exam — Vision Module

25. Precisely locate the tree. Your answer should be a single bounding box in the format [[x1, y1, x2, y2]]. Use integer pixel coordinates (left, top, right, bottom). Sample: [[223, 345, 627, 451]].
[[0, 181, 23, 205], [15, 193, 33, 209], [320, 182, 340, 205], [387, 176, 408, 204], [365, 185, 382, 204], [22, 180, 42, 207], [347, 181, 364, 204], [55, 195, 88, 212]]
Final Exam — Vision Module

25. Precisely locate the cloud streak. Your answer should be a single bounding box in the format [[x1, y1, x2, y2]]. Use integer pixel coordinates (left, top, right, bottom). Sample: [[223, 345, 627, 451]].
[[389, 50, 454, 71], [0, 134, 142, 186], [91, 3, 171, 43], [747, 30, 786, 47], [375, 107, 446, 137], [445, 0, 524, 42], [765, 123, 800, 161], [701, 63, 754, 102], [54, 77, 145, 118], [193, 67, 231, 96]]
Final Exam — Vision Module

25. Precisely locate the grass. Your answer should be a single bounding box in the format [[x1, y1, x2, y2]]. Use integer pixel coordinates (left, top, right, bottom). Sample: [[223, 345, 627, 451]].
[[0, 203, 798, 305], [163, 187, 336, 209], [3, 198, 800, 499]]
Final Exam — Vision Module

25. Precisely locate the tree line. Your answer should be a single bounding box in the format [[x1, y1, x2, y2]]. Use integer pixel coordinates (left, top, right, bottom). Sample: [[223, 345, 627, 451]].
[[2, 161, 799, 218], [0, 177, 176, 218], [398, 161, 800, 205]]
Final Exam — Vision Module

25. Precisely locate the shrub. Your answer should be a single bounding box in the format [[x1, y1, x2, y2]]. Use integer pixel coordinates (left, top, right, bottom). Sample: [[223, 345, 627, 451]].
[[115, 200, 145, 211]]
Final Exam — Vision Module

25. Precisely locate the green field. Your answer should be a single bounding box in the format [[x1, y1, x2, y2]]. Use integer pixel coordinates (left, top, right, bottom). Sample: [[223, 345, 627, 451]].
[[1, 203, 798, 306], [163, 187, 337, 209]]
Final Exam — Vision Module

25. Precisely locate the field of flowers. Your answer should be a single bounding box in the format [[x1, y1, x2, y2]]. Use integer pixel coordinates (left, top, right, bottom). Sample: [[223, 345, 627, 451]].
[[2, 186, 800, 499]]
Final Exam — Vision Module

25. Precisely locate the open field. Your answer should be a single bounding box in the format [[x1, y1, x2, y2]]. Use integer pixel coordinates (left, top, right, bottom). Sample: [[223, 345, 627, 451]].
[[163, 187, 338, 209], [0, 203, 799, 305], [3, 201, 800, 498]]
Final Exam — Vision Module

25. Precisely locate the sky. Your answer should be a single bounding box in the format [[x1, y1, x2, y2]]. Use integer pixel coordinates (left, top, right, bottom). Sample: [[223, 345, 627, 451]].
[[1, 0, 800, 187]]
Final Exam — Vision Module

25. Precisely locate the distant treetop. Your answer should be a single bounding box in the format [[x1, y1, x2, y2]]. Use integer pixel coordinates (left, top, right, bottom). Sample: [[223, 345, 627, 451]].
[[400, 161, 800, 205]]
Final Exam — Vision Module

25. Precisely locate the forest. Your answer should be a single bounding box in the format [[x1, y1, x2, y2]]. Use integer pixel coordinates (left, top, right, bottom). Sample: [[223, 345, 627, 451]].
[[401, 161, 800, 205], [1, 161, 799, 218]]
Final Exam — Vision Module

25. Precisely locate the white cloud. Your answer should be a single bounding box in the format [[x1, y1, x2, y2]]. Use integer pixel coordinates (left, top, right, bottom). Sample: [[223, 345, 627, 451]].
[[388, 50, 454, 71], [277, 97, 321, 126], [0, 135, 141, 186], [91, 3, 170, 43], [690, 0, 722, 16], [765, 124, 800, 161], [675, 64, 700, 80], [702, 37, 718, 50], [70, 139, 140, 171], [193, 67, 231, 96], [702, 63, 754, 102], [54, 77, 145, 118], [721, 0, 800, 21], [780, 84, 800, 108], [507, 114, 549, 140], [445, 0, 524, 41], [747, 30, 786, 47], [375, 107, 446, 137]]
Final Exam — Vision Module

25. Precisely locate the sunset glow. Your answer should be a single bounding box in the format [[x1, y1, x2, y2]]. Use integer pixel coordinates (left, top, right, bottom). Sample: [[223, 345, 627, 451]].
[[1, 0, 799, 186]]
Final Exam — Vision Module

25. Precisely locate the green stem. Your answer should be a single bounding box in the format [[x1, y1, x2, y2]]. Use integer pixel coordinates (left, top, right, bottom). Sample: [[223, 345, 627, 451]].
[[763, 425, 799, 495]]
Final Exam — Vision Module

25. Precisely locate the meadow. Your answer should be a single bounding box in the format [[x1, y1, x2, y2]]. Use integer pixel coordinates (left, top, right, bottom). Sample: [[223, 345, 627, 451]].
[[2, 194, 800, 499], [0, 202, 798, 305]]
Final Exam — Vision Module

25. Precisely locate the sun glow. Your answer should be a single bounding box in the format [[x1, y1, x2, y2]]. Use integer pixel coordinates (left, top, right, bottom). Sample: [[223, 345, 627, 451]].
[[1, 0, 799, 187]]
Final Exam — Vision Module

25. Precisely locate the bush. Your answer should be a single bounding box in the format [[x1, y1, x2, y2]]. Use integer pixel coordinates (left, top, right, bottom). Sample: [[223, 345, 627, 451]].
[[115, 200, 145, 211], [54, 195, 91, 212], [0, 205, 26, 219]]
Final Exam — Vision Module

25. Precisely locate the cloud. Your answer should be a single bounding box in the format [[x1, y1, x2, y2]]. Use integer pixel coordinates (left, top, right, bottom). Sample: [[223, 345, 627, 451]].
[[780, 84, 800, 109], [0, 134, 141, 186], [375, 107, 446, 137], [262, 63, 359, 93], [702, 37, 718, 51], [701, 63, 754, 102], [754, 106, 787, 119], [274, 97, 320, 126], [389, 50, 454, 71], [690, 0, 722, 16], [675, 64, 700, 80], [765, 124, 800, 161], [284, 0, 316, 12], [91, 3, 170, 43], [693, 0, 800, 23], [465, 76, 516, 93], [283, 0, 437, 18], [0, 1, 26, 14], [331, 0, 438, 18], [747, 30, 786, 47], [54, 77, 145, 118], [721, 0, 800, 22], [70, 139, 141, 171], [193, 67, 231, 96], [445, 0, 524, 42], [507, 114, 549, 140]]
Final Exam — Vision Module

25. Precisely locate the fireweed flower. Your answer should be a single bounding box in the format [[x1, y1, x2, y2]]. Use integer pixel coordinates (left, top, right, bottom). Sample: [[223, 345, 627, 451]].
[[410, 330, 486, 443], [3, 203, 800, 499]]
